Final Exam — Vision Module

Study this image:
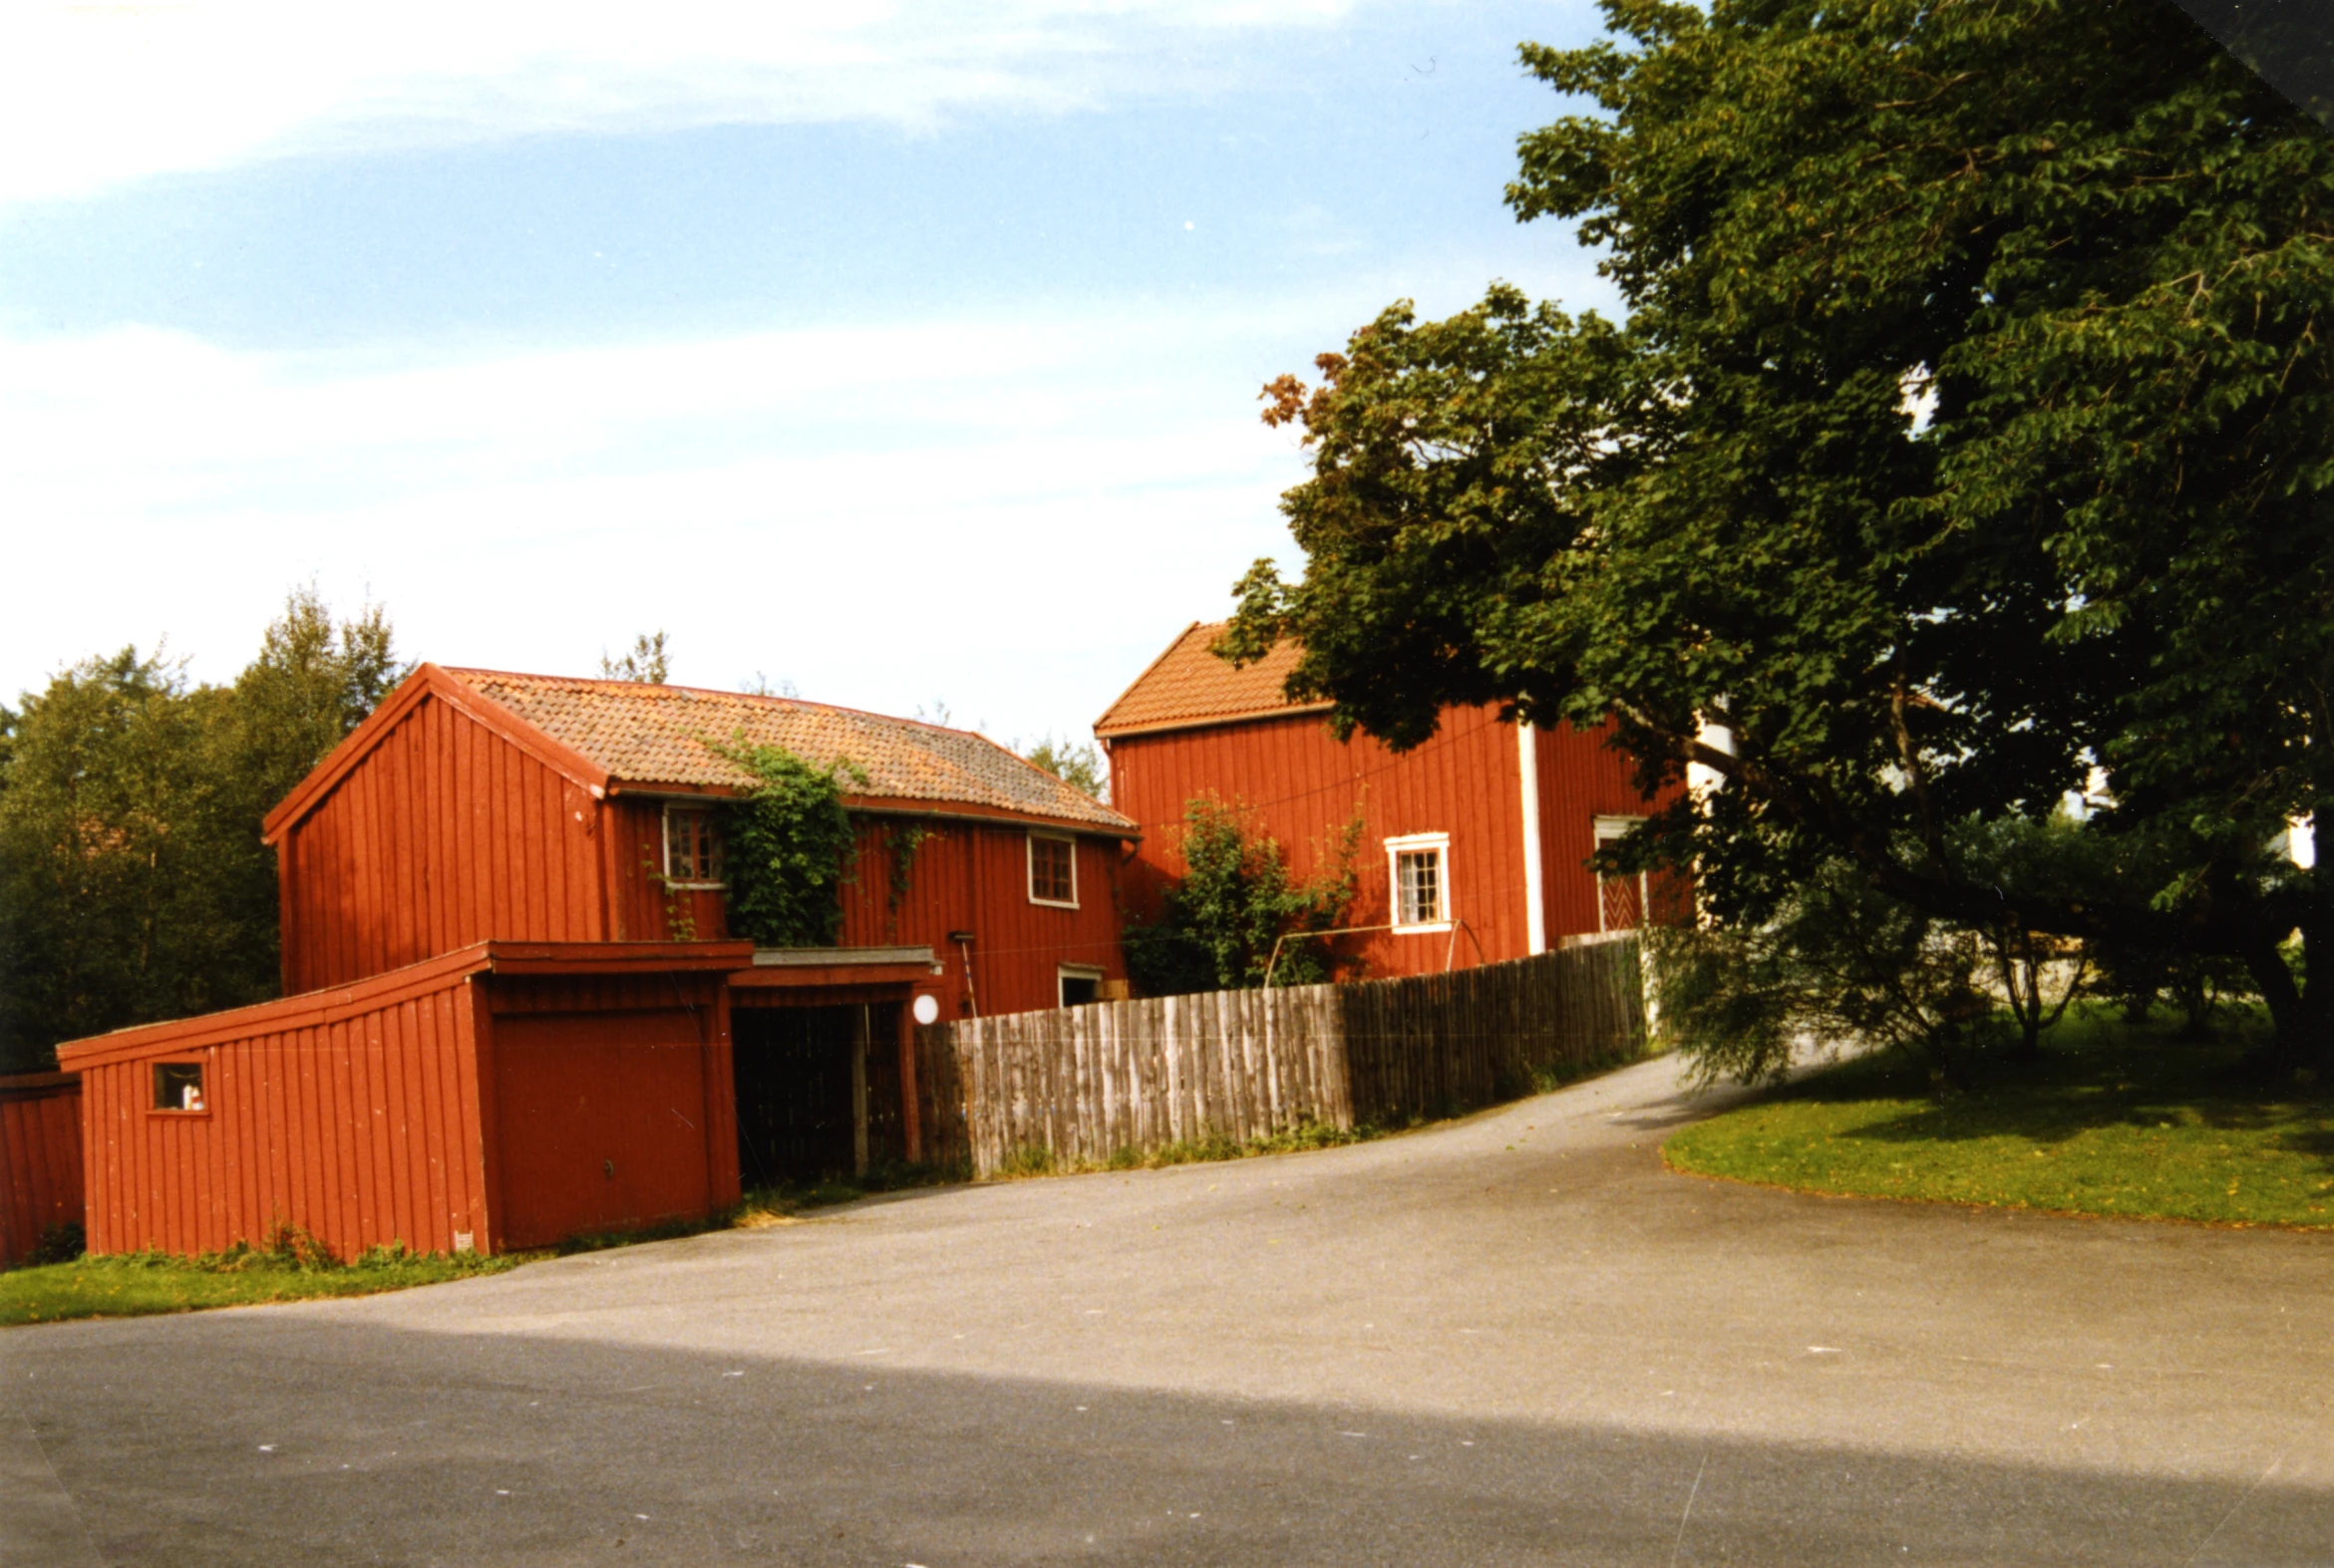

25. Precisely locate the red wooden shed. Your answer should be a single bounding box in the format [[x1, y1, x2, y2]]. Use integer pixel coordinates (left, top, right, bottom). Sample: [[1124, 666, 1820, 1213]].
[[55, 942, 750, 1259], [1, 1073, 84, 1268], [1097, 622, 1682, 980]]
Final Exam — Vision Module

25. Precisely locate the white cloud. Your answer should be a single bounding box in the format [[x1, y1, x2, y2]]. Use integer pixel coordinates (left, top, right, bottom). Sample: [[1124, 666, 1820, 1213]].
[[0, 1, 1353, 207], [0, 305, 1323, 740]]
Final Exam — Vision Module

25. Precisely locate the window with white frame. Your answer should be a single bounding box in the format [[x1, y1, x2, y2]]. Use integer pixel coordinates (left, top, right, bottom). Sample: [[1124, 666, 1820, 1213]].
[[1593, 815, 1647, 931], [663, 803, 724, 887], [1385, 832, 1452, 931], [1028, 832, 1078, 907]]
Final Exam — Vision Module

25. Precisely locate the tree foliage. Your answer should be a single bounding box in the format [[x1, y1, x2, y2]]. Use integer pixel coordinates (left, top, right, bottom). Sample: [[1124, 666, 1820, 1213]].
[[1021, 735, 1108, 801], [601, 631, 671, 685], [0, 592, 409, 1071], [1227, 0, 2334, 1054], [1123, 794, 1359, 995], [714, 742, 865, 949]]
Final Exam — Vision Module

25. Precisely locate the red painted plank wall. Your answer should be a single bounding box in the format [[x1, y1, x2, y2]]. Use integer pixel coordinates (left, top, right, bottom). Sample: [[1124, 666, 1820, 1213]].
[[280, 689, 609, 992], [486, 972, 735, 1250], [1107, 706, 1671, 982], [609, 797, 730, 943], [1, 1075, 84, 1268], [75, 973, 492, 1261], [837, 817, 1127, 1019]]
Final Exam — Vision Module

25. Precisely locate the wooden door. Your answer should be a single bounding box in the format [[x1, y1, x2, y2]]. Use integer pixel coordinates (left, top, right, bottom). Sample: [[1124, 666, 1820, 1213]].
[[492, 1010, 713, 1250]]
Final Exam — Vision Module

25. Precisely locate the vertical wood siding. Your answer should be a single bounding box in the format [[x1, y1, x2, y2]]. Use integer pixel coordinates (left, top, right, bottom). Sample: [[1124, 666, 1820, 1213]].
[[488, 1005, 721, 1251], [280, 691, 609, 991], [835, 817, 1126, 1020], [0, 1076, 85, 1268], [1108, 706, 1674, 979], [76, 976, 490, 1260], [924, 941, 1646, 1176]]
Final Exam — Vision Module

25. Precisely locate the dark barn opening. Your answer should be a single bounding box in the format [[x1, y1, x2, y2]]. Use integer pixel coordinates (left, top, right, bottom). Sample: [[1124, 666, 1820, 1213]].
[[731, 1002, 906, 1186]]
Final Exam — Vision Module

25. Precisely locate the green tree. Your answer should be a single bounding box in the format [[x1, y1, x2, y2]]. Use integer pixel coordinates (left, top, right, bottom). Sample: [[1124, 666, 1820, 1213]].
[[1123, 794, 1358, 995], [0, 593, 409, 1071], [715, 742, 865, 948], [601, 631, 670, 684], [1227, 0, 2334, 1058], [1021, 735, 1108, 801]]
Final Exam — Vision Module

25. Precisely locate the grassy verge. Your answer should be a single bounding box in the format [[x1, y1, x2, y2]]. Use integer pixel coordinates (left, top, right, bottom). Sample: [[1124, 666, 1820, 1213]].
[[1663, 1009, 2334, 1229], [2, 1238, 520, 1328]]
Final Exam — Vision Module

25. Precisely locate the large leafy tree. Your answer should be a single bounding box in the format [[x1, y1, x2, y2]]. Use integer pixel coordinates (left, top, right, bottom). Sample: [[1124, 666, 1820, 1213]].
[[0, 592, 408, 1070], [1226, 0, 2334, 1054]]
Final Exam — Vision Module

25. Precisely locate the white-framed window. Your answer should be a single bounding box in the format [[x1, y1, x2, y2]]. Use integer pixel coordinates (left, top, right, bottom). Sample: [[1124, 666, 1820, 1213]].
[[1028, 832, 1078, 907], [1593, 815, 1647, 932], [1058, 965, 1105, 1008], [1385, 832, 1452, 932], [662, 802, 725, 888]]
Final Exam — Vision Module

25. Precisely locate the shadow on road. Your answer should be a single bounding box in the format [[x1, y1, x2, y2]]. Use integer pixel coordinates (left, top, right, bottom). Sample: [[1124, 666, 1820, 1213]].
[[8, 1314, 2319, 1566]]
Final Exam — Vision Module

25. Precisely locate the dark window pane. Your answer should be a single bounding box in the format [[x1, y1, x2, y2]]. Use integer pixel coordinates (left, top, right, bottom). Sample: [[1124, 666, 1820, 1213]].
[[154, 1062, 205, 1111]]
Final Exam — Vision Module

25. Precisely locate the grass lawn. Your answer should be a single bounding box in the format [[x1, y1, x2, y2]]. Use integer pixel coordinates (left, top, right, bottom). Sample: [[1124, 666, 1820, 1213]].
[[1663, 1010, 2334, 1229], [2, 1240, 523, 1328]]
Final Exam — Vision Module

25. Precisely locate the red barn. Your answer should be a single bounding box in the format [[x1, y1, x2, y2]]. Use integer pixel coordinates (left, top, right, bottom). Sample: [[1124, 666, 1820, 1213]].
[[54, 666, 1136, 1257], [1096, 623, 1679, 981]]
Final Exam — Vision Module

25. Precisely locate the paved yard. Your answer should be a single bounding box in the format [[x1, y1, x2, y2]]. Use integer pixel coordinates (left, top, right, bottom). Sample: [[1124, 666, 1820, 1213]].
[[7, 1056, 2332, 1565]]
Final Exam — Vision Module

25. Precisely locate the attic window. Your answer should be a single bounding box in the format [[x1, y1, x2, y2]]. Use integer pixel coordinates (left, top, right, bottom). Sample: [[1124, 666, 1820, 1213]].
[[664, 804, 724, 888], [154, 1062, 206, 1112], [1028, 833, 1077, 907]]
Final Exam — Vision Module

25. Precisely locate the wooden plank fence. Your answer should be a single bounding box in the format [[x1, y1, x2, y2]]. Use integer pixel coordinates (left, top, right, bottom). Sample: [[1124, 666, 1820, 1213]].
[[919, 938, 1645, 1177]]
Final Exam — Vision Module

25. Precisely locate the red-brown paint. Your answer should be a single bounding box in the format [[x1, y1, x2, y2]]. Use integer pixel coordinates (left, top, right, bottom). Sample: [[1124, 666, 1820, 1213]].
[[1105, 704, 1675, 981], [0, 1074, 84, 1268], [55, 943, 748, 1259]]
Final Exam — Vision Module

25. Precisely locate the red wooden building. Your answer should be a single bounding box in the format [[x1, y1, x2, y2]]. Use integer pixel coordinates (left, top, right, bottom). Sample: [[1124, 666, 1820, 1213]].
[[1097, 623, 1679, 980], [54, 666, 1137, 1258], [1, 1073, 83, 1268]]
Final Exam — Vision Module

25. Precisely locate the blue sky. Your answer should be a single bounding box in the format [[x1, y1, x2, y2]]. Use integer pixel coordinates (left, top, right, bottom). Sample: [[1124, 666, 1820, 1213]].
[[0, 2, 1616, 747]]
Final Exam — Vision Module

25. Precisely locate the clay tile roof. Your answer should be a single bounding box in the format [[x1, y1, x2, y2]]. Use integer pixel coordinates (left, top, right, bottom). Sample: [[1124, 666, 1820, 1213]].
[[1093, 622, 1327, 739], [444, 669, 1133, 834]]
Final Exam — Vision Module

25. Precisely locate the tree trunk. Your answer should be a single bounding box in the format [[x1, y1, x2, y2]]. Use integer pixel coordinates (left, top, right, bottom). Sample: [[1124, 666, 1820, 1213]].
[[2243, 935, 2325, 1066]]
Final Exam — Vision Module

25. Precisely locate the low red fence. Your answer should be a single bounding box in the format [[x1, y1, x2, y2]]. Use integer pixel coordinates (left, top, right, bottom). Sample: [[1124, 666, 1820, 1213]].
[[1, 1073, 85, 1268]]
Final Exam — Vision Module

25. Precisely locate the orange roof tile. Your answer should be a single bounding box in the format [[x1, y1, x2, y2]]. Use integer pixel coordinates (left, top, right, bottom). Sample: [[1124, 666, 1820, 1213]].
[[1093, 622, 1327, 739], [445, 669, 1132, 833]]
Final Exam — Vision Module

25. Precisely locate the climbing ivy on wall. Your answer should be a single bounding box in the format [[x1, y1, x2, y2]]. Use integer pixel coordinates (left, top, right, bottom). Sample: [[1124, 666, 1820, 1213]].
[[711, 739, 867, 949]]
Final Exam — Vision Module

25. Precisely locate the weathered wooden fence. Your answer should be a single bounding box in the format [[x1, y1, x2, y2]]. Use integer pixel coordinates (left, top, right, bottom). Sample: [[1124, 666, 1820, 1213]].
[[920, 938, 1645, 1177]]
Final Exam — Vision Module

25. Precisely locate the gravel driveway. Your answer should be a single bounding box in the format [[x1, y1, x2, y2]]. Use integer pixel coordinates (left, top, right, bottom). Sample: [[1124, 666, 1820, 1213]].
[[7, 1054, 2331, 1565]]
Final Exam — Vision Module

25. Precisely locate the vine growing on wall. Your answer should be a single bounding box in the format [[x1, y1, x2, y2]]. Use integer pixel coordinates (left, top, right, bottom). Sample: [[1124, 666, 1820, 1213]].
[[640, 846, 700, 942], [710, 738, 867, 948], [880, 821, 933, 941]]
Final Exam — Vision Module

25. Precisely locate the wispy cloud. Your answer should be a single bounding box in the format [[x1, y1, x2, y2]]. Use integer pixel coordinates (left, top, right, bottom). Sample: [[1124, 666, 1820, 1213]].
[[0, 1, 1355, 206], [0, 304, 1322, 734]]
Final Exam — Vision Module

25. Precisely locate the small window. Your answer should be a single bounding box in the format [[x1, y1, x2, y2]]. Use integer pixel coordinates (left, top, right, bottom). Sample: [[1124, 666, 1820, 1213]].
[[664, 804, 723, 887], [154, 1062, 205, 1112], [1029, 833, 1077, 906], [1385, 833, 1451, 931], [1058, 966, 1105, 1008]]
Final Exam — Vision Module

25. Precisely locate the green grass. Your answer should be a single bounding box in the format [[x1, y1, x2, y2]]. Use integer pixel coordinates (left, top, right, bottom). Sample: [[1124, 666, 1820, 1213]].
[[2, 1239, 521, 1328], [1663, 1009, 2334, 1229]]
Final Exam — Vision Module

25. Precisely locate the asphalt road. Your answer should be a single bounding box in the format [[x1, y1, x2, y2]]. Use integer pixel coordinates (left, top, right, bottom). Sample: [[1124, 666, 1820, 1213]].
[[7, 1056, 2333, 1566]]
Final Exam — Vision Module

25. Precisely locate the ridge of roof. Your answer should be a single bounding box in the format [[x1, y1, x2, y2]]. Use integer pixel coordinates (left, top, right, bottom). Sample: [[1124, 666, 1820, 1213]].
[[1093, 621, 1326, 739], [442, 667, 1134, 833]]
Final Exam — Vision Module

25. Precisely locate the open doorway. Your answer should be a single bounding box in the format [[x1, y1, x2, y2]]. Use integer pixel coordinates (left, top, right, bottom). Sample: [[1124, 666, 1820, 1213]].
[[730, 1002, 907, 1187]]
